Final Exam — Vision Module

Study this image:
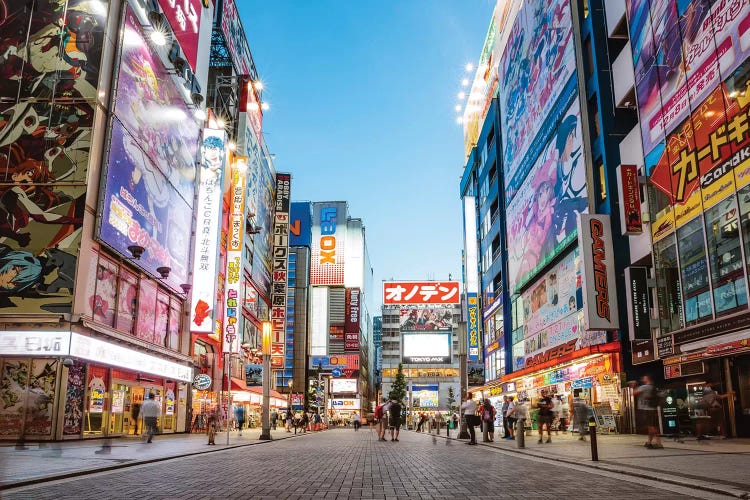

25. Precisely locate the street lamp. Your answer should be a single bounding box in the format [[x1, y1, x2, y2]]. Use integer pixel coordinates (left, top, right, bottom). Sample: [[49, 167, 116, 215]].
[[259, 321, 272, 440]]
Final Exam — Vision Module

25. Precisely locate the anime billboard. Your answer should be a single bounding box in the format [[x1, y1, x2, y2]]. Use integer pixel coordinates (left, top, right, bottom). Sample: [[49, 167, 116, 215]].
[[0, 0, 109, 101], [506, 100, 587, 293], [249, 154, 274, 296], [99, 119, 192, 288], [399, 307, 454, 331], [499, 0, 576, 200], [627, 0, 750, 157], [113, 6, 198, 207]]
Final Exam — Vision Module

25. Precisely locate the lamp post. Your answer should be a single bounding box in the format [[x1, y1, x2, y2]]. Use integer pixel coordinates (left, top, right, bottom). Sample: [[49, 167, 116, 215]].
[[259, 321, 272, 440]]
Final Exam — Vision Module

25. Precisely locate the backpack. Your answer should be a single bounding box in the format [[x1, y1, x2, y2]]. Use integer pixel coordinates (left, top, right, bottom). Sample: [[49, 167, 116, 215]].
[[374, 405, 383, 419]]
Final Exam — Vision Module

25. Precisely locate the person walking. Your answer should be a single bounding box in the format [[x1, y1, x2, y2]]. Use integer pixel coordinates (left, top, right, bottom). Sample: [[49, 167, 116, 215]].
[[141, 393, 160, 444], [504, 397, 516, 440], [207, 411, 217, 445], [629, 375, 663, 449], [285, 409, 293, 433], [375, 398, 387, 441], [461, 392, 478, 445], [235, 405, 246, 436], [500, 396, 510, 438], [481, 399, 496, 442], [389, 399, 402, 442], [696, 381, 731, 439], [300, 412, 309, 433], [131, 402, 142, 435], [572, 397, 589, 440], [537, 389, 554, 443], [271, 410, 278, 430], [353, 412, 361, 431]]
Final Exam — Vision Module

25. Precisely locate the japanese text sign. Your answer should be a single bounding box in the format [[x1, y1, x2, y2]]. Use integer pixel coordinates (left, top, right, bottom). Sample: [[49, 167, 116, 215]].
[[383, 281, 460, 305]]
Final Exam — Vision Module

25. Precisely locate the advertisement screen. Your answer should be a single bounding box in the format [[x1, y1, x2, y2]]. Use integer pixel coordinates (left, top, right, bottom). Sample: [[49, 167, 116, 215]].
[[500, 0, 577, 200], [311, 202, 348, 285], [402, 333, 451, 364], [400, 307, 454, 331], [330, 378, 357, 393], [412, 384, 439, 408], [506, 99, 587, 293], [627, 0, 750, 157]]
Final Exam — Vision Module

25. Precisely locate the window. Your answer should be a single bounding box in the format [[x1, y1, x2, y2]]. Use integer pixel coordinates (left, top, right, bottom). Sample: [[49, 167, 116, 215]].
[[116, 269, 138, 335], [91, 257, 118, 326], [654, 235, 683, 332], [678, 218, 711, 325]]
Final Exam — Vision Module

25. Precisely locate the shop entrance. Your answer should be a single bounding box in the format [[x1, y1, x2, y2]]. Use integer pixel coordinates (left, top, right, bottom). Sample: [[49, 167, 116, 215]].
[[732, 355, 750, 437]]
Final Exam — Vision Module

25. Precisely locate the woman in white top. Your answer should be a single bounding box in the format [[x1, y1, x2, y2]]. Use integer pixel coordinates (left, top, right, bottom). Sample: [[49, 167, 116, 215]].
[[460, 392, 479, 445]]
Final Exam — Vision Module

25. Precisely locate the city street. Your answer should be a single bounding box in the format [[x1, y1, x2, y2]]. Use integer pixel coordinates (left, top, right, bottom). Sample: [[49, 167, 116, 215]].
[[1, 429, 739, 500]]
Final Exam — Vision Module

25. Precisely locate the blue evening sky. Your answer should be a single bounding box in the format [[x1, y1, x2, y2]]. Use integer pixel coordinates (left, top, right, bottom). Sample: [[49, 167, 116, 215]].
[[238, 1, 495, 305]]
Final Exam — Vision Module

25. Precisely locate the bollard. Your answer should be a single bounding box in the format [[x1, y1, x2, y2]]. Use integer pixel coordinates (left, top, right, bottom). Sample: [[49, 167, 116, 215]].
[[588, 416, 598, 461], [516, 418, 525, 448]]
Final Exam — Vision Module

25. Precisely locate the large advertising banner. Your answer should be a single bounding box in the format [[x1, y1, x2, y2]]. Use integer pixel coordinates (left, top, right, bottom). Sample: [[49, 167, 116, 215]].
[[467, 293, 480, 361], [402, 333, 451, 364], [270, 173, 291, 368], [412, 384, 439, 408], [190, 129, 226, 332], [399, 307, 455, 331], [220, 0, 254, 76], [627, 0, 750, 157], [290, 201, 312, 247], [650, 81, 750, 239], [506, 100, 587, 293], [113, 6, 198, 208], [499, 0, 576, 199], [345, 288, 361, 352], [222, 157, 247, 354], [100, 119, 193, 288], [383, 281, 460, 305], [311, 202, 347, 286]]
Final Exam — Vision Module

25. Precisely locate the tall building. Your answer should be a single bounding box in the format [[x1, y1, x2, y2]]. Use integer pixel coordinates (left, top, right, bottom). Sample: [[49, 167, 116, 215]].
[[380, 281, 462, 422], [307, 201, 374, 420]]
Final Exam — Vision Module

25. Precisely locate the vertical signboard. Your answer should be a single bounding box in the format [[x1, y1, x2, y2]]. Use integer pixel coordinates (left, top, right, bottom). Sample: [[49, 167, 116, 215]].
[[617, 164, 643, 235], [290, 202, 312, 247], [271, 173, 291, 368], [311, 202, 347, 285], [625, 266, 650, 340], [191, 129, 226, 332], [577, 214, 619, 331], [345, 288, 361, 352], [222, 157, 247, 354], [219, 0, 254, 76], [467, 293, 480, 361], [157, 0, 202, 73]]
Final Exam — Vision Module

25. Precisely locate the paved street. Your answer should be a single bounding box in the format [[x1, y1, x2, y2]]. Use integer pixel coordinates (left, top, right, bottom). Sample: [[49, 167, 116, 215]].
[[1, 429, 735, 500]]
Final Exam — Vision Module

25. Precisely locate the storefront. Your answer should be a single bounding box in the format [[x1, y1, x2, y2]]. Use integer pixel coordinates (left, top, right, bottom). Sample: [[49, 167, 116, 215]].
[[0, 330, 193, 441]]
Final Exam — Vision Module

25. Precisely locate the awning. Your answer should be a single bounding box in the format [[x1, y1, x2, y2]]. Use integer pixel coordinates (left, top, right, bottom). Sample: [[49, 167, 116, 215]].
[[224, 377, 248, 391], [248, 386, 285, 399]]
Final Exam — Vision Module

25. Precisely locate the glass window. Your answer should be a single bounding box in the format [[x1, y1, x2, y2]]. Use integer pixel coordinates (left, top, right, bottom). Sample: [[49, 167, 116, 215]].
[[154, 292, 169, 347], [116, 269, 138, 334], [136, 280, 157, 344], [706, 196, 747, 316], [678, 217, 711, 325], [654, 235, 683, 332]]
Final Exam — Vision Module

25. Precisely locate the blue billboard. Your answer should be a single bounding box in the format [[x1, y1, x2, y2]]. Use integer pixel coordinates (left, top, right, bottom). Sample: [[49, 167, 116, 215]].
[[290, 202, 312, 247]]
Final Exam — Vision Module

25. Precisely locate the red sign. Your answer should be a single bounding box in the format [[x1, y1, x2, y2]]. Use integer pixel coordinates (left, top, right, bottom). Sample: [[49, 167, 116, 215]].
[[618, 164, 642, 234], [239, 78, 263, 140], [158, 0, 203, 73], [345, 288, 360, 333], [383, 281, 460, 305], [329, 325, 344, 340]]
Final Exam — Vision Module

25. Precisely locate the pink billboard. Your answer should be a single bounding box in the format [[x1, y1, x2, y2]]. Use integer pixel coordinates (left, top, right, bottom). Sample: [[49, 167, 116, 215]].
[[158, 0, 203, 72]]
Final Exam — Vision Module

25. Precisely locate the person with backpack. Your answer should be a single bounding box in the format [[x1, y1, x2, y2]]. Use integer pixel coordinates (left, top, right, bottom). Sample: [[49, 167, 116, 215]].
[[388, 399, 402, 442], [481, 399, 496, 442], [374, 398, 387, 441], [629, 375, 663, 449]]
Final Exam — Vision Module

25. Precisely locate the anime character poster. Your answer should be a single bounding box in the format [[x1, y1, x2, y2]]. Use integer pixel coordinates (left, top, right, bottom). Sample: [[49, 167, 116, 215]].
[[0, 0, 109, 100], [499, 0, 576, 199], [114, 5, 198, 207], [250, 155, 274, 295], [628, 0, 750, 157], [506, 100, 587, 293], [63, 360, 85, 435], [99, 118, 192, 288], [399, 307, 455, 331]]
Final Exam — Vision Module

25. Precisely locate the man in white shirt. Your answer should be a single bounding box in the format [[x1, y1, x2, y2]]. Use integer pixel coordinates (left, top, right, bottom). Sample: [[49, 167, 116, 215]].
[[141, 393, 160, 443]]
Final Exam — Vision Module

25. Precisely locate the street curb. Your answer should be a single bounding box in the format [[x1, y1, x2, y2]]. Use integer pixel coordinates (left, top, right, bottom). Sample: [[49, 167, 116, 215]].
[[418, 431, 750, 499], [0, 432, 310, 491]]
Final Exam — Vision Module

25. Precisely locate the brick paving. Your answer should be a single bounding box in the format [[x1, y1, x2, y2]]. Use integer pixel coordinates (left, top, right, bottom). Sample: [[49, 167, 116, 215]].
[[1, 428, 730, 500]]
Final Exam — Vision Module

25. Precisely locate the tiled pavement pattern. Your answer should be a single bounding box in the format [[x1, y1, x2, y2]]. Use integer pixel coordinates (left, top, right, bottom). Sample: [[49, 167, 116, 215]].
[[2, 429, 730, 500]]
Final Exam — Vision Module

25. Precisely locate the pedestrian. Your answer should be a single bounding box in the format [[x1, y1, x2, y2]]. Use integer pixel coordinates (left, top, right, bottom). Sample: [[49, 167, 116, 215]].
[[416, 412, 426, 432], [375, 397, 388, 441], [207, 411, 217, 445], [696, 381, 731, 439], [389, 398, 402, 442], [131, 401, 142, 435], [285, 409, 293, 433], [451, 412, 459, 430], [500, 396, 510, 438], [313, 411, 322, 431], [461, 392, 478, 445], [572, 397, 589, 440], [552, 395, 562, 434], [504, 396, 516, 440], [301, 412, 309, 433], [537, 389, 554, 443], [629, 375, 663, 449], [353, 412, 361, 431], [271, 410, 278, 430], [235, 405, 245, 436], [141, 393, 160, 443], [481, 399, 496, 442]]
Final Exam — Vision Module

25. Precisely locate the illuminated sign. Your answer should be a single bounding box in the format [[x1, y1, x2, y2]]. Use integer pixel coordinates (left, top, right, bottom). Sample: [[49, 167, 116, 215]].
[[399, 307, 454, 331], [403, 333, 451, 364], [345, 288, 360, 352], [222, 157, 247, 354], [467, 293, 480, 361], [157, 0, 202, 72], [383, 281, 460, 305], [311, 202, 347, 285], [270, 173, 291, 367], [330, 378, 357, 393], [191, 129, 225, 332], [328, 399, 361, 410], [578, 214, 619, 331], [524, 338, 578, 368], [617, 164, 642, 235], [625, 266, 650, 340], [0, 331, 71, 355]]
